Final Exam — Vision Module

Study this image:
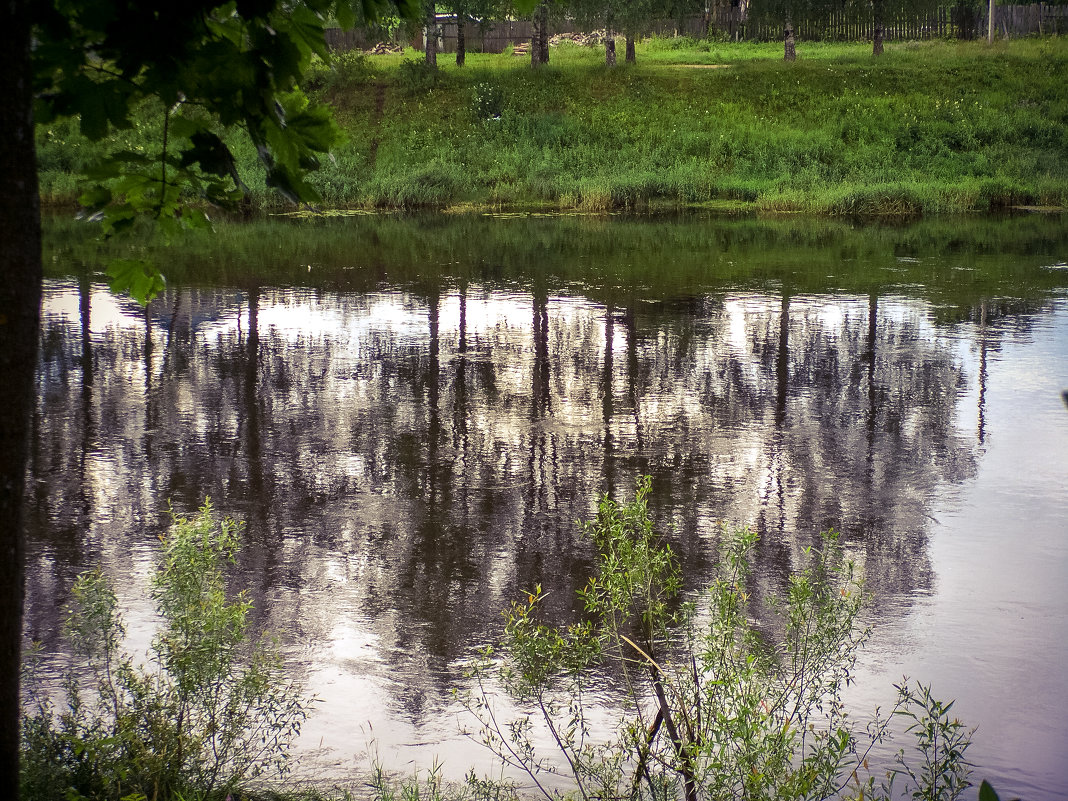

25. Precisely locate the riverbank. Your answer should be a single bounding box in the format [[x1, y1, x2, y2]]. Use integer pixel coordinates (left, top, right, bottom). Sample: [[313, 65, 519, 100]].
[[36, 37, 1068, 216]]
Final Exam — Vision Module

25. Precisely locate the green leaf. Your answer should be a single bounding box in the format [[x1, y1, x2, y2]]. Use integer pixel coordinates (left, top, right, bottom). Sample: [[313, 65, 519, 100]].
[[64, 74, 132, 141], [266, 163, 320, 205], [334, 1, 355, 30], [79, 185, 112, 212], [181, 207, 213, 231], [287, 104, 343, 153], [979, 780, 1019, 801], [169, 114, 211, 140], [180, 131, 238, 178], [288, 5, 331, 61], [100, 204, 138, 237], [107, 258, 166, 305]]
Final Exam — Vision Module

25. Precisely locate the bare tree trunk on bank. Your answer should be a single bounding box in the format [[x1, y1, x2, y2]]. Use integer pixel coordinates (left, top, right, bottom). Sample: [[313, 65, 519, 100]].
[[606, 14, 617, 66], [425, 4, 438, 68], [456, 14, 466, 66], [534, 1, 551, 65], [531, 13, 539, 68], [530, 1, 549, 67], [0, 1, 42, 796], [784, 15, 796, 61], [873, 0, 884, 54], [539, 2, 550, 64], [625, 34, 636, 63], [987, 0, 995, 42]]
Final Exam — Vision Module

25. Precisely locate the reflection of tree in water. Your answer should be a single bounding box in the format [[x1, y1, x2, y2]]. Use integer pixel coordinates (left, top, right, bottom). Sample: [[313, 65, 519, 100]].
[[25, 273, 1057, 722]]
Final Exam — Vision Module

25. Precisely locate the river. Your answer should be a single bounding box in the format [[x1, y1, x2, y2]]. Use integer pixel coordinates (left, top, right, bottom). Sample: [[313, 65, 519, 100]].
[[27, 212, 1068, 799]]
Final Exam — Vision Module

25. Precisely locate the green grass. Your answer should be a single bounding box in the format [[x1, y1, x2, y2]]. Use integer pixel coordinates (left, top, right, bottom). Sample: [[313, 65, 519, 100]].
[[36, 36, 1068, 216]]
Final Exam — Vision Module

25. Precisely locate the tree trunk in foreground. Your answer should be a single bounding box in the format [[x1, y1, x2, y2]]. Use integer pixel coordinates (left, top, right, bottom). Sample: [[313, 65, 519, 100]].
[[625, 34, 636, 63], [0, 0, 42, 797], [784, 15, 796, 61]]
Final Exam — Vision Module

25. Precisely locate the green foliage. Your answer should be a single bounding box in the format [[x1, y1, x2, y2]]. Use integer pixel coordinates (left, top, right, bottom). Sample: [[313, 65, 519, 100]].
[[305, 51, 375, 95], [978, 780, 1020, 801], [39, 39, 1068, 215], [867, 682, 975, 801], [20, 501, 311, 801], [31, 0, 425, 303], [460, 477, 976, 801]]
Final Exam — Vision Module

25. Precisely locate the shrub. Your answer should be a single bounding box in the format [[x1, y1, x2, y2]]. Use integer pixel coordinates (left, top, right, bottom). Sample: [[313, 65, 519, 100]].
[[21, 500, 311, 801], [459, 476, 975, 801], [396, 58, 439, 94], [304, 50, 374, 94]]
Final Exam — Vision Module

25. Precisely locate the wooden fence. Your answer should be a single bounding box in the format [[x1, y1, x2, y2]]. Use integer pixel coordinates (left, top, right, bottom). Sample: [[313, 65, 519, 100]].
[[326, 4, 1065, 54]]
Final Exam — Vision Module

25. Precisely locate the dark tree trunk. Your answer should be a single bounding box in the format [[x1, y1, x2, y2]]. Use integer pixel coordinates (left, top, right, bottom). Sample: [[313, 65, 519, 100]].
[[0, 0, 42, 796], [533, 283, 550, 417], [427, 289, 441, 504], [538, 3, 549, 64], [531, 1, 549, 67], [456, 14, 466, 66], [775, 292, 790, 427], [606, 17, 617, 67], [873, 0, 885, 55], [602, 305, 614, 485], [425, 5, 438, 68], [625, 34, 636, 63], [784, 15, 796, 61], [531, 5, 541, 68]]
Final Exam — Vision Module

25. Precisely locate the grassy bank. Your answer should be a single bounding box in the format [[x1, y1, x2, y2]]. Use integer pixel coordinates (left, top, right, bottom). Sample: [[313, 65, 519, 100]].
[[37, 37, 1068, 216]]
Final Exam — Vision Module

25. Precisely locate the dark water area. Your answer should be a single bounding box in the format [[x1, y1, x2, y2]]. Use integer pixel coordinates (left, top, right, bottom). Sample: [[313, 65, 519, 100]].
[[28, 213, 1068, 799]]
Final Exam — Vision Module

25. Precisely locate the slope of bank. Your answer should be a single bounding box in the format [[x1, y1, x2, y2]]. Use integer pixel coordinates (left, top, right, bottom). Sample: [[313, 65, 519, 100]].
[[37, 38, 1068, 216]]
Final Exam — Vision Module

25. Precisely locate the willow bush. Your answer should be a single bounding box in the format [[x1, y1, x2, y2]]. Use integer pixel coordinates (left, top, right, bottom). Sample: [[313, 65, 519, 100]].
[[21, 501, 311, 801], [460, 477, 975, 801]]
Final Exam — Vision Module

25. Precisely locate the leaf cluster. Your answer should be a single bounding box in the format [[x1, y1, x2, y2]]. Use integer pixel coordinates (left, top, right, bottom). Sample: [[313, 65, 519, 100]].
[[31, 0, 421, 301]]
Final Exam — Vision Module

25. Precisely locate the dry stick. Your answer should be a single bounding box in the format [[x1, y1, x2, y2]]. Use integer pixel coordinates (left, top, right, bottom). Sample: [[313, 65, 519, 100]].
[[537, 695, 590, 801], [629, 706, 664, 800], [620, 635, 698, 801], [471, 672, 557, 801], [691, 651, 702, 744]]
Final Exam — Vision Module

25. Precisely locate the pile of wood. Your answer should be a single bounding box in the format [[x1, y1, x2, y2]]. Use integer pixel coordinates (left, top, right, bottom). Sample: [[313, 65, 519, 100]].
[[364, 42, 403, 54], [549, 30, 606, 47]]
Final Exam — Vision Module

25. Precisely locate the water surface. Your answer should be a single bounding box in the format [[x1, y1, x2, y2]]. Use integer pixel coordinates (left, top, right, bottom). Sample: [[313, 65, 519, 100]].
[[28, 213, 1068, 799]]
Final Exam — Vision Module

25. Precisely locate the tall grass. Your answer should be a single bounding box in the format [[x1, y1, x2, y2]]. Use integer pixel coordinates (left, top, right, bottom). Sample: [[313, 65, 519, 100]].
[[37, 38, 1068, 216]]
